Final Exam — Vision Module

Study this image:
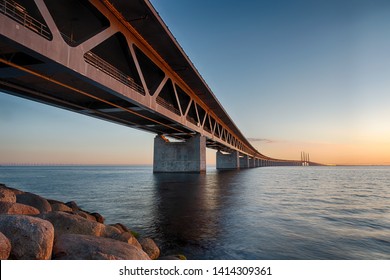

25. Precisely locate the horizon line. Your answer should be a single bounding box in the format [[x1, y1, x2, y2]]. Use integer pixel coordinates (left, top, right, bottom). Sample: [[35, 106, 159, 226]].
[[1, 163, 390, 167]]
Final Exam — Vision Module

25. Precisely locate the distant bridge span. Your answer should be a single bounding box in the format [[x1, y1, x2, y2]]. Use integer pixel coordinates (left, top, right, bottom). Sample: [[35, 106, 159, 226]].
[[0, 0, 305, 171]]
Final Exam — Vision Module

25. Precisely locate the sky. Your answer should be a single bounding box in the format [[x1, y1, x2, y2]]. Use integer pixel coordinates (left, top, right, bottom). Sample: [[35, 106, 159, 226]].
[[1, 0, 390, 165]]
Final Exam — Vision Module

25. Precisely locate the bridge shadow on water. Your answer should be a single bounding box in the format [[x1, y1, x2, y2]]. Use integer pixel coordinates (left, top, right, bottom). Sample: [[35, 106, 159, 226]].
[[150, 169, 246, 259]]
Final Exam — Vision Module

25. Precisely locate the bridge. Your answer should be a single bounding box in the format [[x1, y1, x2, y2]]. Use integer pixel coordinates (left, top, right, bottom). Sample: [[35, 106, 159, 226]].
[[0, 0, 306, 172]]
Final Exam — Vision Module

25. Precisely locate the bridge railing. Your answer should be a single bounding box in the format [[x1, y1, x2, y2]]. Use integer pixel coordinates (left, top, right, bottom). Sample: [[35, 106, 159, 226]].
[[0, 0, 51, 40], [0, 1, 145, 96], [84, 51, 145, 95], [156, 96, 181, 116], [203, 126, 212, 134], [186, 115, 198, 126]]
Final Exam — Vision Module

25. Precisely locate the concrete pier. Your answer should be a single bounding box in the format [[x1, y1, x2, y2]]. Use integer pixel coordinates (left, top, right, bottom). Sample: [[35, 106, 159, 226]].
[[249, 157, 256, 168], [240, 155, 250, 168], [153, 134, 206, 173], [216, 150, 240, 170]]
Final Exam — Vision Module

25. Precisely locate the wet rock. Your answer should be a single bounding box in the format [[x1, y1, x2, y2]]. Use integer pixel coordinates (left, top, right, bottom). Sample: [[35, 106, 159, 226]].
[[16, 192, 52, 213], [0, 201, 40, 215], [52, 234, 150, 260], [0, 188, 16, 203], [140, 237, 160, 260], [0, 231, 11, 260], [38, 211, 105, 237], [0, 215, 54, 260]]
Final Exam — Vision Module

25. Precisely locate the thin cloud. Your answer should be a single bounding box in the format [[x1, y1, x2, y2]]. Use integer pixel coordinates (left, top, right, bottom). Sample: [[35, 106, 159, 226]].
[[247, 138, 276, 144]]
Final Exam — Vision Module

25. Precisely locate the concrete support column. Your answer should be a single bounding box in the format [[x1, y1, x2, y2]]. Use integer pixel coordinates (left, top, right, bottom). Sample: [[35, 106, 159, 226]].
[[216, 150, 240, 170], [250, 157, 256, 168], [240, 155, 249, 168], [248, 157, 253, 168], [153, 134, 206, 173]]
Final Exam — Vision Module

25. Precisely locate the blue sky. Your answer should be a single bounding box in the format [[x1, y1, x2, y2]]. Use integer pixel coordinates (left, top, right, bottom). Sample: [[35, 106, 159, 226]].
[[1, 0, 390, 165]]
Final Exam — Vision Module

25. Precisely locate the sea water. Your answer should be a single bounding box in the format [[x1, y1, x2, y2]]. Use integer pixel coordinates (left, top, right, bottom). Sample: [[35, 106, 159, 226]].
[[1, 165, 389, 259]]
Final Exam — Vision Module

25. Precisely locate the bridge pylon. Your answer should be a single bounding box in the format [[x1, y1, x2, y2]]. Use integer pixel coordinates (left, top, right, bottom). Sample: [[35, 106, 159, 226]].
[[153, 134, 206, 173]]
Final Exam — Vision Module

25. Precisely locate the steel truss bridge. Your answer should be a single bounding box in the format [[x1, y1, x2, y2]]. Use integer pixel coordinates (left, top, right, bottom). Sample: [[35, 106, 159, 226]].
[[0, 0, 313, 171]]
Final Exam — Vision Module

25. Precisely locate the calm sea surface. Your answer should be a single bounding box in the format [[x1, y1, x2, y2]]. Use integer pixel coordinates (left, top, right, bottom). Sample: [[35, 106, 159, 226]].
[[1, 165, 390, 259]]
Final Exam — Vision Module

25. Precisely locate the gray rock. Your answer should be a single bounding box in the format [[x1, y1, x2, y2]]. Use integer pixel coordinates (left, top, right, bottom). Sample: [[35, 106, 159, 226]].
[[140, 237, 160, 260], [0, 215, 54, 260], [0, 231, 11, 260], [0, 188, 16, 203], [16, 192, 52, 213], [0, 201, 40, 215], [38, 211, 105, 237], [52, 234, 150, 260]]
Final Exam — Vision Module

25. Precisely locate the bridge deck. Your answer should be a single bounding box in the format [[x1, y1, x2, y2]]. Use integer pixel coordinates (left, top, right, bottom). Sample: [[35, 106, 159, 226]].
[[0, 0, 304, 166]]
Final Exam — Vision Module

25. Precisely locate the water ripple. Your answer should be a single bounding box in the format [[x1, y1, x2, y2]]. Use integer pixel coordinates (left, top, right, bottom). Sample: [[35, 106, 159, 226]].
[[1, 165, 390, 259]]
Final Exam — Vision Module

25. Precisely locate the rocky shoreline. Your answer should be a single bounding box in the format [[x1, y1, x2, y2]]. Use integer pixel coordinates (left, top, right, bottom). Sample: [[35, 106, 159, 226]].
[[0, 183, 182, 260]]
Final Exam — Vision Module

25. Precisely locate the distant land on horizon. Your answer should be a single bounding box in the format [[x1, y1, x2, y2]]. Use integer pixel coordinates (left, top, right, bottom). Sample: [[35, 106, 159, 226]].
[[1, 163, 390, 167]]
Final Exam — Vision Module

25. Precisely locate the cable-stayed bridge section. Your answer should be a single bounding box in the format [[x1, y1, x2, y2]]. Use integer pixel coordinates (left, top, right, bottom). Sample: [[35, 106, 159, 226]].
[[0, 0, 303, 172]]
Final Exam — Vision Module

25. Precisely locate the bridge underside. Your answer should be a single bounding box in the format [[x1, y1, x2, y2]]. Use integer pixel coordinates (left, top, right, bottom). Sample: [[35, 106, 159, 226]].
[[0, 38, 195, 140], [0, 0, 305, 172], [0, 0, 258, 152]]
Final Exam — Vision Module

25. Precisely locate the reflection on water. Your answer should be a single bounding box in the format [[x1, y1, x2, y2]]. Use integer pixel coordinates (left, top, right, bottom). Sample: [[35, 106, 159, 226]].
[[150, 170, 242, 258], [1, 165, 390, 259], [149, 167, 390, 259]]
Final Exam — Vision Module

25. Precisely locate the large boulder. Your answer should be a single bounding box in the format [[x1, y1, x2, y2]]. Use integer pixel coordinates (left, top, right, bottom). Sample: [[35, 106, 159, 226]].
[[111, 231, 142, 250], [47, 198, 64, 205], [0, 201, 40, 215], [0, 187, 16, 203], [101, 225, 121, 238], [0, 231, 11, 260], [74, 210, 97, 222], [0, 215, 54, 260], [65, 201, 81, 211], [16, 192, 52, 213], [140, 237, 160, 260], [91, 212, 105, 223], [38, 211, 105, 237], [50, 203, 73, 212], [0, 184, 24, 195], [52, 234, 150, 260], [109, 223, 131, 233]]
